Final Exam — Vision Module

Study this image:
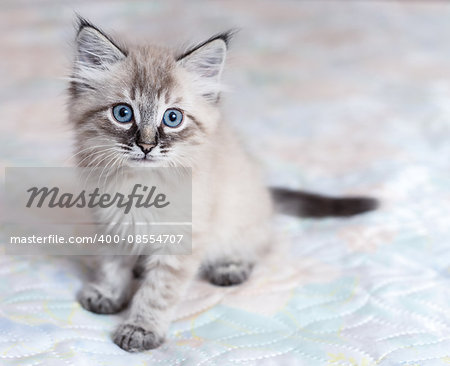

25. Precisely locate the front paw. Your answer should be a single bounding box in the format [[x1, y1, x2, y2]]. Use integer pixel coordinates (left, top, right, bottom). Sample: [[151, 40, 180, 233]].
[[78, 285, 127, 314], [113, 323, 165, 352], [202, 260, 254, 286]]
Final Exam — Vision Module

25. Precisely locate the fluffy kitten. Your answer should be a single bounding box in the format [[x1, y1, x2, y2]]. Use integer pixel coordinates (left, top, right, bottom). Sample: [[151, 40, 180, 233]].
[[68, 17, 377, 352]]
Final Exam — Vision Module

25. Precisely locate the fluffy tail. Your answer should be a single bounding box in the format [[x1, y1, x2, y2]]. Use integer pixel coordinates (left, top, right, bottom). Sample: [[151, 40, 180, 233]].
[[271, 188, 379, 218]]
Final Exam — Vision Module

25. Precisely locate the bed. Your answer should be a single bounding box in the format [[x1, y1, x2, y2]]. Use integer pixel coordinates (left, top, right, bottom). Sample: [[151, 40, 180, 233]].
[[1, 1, 449, 365]]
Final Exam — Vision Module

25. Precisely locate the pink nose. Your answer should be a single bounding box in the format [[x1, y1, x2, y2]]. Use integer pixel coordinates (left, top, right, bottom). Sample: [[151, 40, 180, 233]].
[[137, 142, 156, 154]]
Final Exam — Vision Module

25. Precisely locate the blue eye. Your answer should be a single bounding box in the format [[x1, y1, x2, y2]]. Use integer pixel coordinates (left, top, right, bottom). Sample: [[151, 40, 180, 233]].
[[112, 104, 133, 123], [163, 108, 183, 128]]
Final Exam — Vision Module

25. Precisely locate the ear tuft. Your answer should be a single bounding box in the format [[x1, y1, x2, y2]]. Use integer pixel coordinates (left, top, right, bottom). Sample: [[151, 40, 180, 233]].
[[76, 15, 96, 35], [176, 30, 236, 62], [74, 15, 126, 71], [177, 30, 236, 102]]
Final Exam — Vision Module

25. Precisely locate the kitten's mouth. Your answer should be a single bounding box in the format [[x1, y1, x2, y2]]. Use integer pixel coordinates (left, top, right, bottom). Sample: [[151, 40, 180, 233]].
[[129, 156, 159, 164]]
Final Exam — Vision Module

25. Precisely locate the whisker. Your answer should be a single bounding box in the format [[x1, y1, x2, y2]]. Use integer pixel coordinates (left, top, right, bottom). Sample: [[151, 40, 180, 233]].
[[98, 152, 123, 188], [64, 143, 117, 164], [76, 147, 122, 168], [83, 150, 121, 187]]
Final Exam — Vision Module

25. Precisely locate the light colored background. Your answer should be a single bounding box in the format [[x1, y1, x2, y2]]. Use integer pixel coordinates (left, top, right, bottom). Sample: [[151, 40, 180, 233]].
[[0, 1, 450, 365]]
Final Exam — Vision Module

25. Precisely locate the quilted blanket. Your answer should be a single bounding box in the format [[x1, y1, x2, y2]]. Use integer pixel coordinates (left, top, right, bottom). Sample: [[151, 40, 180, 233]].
[[1, 1, 449, 365]]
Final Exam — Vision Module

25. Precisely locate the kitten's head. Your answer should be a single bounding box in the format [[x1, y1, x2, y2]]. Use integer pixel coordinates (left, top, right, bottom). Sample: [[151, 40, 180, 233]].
[[68, 17, 231, 168]]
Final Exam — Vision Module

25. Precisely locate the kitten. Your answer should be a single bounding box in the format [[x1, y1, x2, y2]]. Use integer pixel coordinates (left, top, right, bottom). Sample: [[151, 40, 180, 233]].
[[68, 17, 377, 352]]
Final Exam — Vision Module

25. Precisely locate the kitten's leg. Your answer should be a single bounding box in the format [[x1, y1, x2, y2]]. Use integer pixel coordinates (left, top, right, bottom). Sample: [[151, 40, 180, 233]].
[[200, 225, 271, 287], [132, 255, 146, 279], [78, 255, 137, 314], [113, 255, 196, 351]]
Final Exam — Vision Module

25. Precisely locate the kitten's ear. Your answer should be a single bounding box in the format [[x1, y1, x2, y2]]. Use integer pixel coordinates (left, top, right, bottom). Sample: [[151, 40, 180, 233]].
[[177, 32, 233, 102], [75, 16, 126, 70]]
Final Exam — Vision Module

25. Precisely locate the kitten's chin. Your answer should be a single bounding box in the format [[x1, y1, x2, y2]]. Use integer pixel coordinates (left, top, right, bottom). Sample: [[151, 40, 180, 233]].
[[126, 157, 165, 167]]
